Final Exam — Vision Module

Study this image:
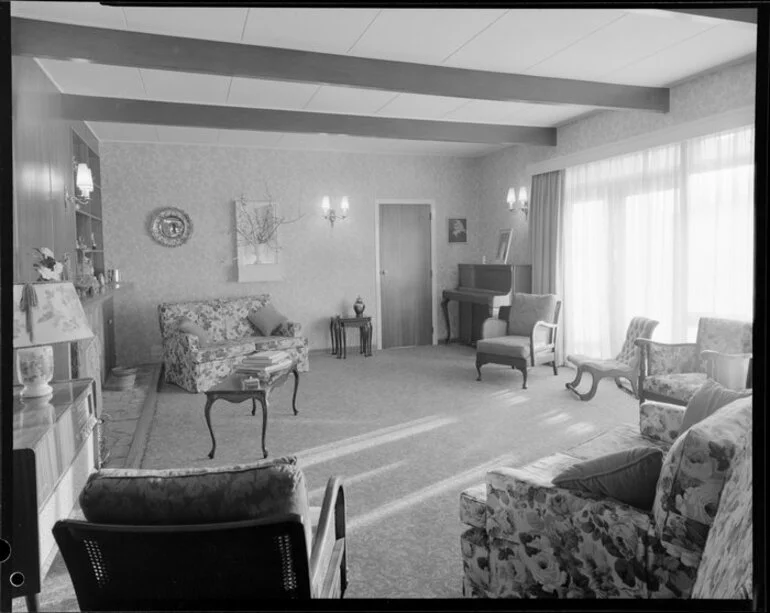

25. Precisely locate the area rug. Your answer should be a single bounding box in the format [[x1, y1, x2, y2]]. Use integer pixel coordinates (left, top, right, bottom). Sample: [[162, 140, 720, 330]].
[[139, 344, 640, 599]]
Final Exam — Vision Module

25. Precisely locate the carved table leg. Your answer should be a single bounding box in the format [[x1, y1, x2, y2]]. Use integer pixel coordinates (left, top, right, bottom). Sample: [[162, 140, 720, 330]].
[[251, 397, 257, 416], [441, 297, 451, 344], [342, 324, 347, 359], [259, 393, 269, 458], [204, 395, 217, 459], [291, 368, 299, 415]]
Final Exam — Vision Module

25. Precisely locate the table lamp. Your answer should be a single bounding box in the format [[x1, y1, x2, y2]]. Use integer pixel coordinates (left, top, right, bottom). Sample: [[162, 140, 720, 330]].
[[13, 282, 94, 398]]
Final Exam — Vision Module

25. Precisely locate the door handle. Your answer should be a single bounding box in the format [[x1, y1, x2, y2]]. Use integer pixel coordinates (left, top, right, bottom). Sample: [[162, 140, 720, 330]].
[[380, 270, 387, 276]]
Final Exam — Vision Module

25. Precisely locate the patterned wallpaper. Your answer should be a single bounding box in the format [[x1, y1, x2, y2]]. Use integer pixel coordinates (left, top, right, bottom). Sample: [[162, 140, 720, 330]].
[[475, 58, 756, 265], [102, 144, 482, 365], [102, 59, 755, 366]]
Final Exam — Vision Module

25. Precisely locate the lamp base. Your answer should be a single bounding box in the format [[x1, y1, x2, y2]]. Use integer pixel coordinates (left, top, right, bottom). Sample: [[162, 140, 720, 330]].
[[16, 345, 55, 398]]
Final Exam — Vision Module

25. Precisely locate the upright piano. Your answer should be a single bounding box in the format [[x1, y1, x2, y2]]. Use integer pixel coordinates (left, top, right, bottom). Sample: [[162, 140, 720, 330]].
[[441, 264, 532, 345]]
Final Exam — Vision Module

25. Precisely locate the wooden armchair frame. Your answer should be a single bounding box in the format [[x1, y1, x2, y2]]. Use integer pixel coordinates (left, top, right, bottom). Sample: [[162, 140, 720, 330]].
[[476, 301, 561, 389], [53, 477, 347, 610]]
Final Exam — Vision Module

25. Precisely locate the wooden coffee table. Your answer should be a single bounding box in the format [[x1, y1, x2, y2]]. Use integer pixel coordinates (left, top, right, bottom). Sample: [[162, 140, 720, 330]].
[[203, 360, 299, 459]]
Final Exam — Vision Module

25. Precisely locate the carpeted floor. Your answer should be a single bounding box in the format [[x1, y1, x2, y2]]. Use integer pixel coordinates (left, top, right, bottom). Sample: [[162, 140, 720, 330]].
[[141, 343, 639, 599], [26, 344, 641, 607]]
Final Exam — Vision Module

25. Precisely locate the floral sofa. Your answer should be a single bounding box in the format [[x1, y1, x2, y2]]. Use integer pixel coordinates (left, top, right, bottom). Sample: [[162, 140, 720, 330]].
[[158, 294, 309, 393], [460, 395, 752, 599]]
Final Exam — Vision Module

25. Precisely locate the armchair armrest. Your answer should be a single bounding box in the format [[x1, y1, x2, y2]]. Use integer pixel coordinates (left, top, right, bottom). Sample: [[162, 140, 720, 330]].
[[635, 339, 698, 376], [485, 466, 653, 597], [481, 317, 507, 340], [164, 331, 200, 355], [532, 320, 558, 347], [639, 401, 685, 445], [310, 477, 347, 598]]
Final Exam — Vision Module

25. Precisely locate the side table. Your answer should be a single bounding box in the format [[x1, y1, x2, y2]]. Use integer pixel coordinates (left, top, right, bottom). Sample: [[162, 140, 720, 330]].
[[335, 316, 373, 359]]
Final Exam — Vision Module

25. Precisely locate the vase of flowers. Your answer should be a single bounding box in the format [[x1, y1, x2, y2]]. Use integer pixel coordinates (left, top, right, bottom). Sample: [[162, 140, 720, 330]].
[[33, 247, 63, 282]]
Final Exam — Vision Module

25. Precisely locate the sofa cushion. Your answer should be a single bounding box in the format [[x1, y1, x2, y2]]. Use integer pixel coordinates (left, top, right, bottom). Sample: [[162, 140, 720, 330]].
[[248, 303, 289, 336], [459, 484, 487, 528], [643, 372, 707, 403], [680, 380, 752, 432], [653, 395, 752, 534], [552, 446, 663, 510], [178, 317, 211, 347], [476, 335, 532, 359], [80, 456, 313, 556], [507, 293, 558, 336]]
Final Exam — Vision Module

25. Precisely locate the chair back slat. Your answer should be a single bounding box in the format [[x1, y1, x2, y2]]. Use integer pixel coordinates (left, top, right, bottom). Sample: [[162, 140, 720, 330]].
[[54, 516, 311, 611]]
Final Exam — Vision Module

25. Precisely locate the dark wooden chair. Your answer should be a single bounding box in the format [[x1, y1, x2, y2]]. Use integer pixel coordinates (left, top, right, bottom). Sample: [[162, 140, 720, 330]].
[[565, 316, 659, 401], [53, 459, 346, 610], [475, 293, 561, 389]]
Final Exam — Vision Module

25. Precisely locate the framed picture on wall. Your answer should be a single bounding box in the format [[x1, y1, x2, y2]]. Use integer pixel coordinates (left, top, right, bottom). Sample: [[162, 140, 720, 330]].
[[495, 228, 513, 263], [448, 218, 467, 243]]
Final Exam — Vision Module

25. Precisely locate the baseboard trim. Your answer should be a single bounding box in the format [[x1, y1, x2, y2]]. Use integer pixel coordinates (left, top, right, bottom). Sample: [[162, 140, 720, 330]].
[[124, 363, 162, 469]]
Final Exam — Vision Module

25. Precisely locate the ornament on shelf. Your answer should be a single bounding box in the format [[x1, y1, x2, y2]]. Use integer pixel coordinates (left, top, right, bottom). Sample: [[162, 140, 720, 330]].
[[32, 247, 64, 282], [91, 232, 97, 249]]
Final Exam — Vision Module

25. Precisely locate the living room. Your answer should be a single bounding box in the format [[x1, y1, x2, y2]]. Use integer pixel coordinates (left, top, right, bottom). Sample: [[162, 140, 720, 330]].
[[6, 3, 761, 609]]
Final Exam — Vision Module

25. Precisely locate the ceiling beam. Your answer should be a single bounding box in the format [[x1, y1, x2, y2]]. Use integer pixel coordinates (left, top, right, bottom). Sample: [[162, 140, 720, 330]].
[[59, 95, 557, 146], [12, 17, 669, 113], [666, 8, 757, 24]]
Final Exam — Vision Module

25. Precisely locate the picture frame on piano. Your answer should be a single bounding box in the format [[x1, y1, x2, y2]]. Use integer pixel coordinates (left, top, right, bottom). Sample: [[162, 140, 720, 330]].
[[496, 228, 513, 263], [448, 218, 467, 243]]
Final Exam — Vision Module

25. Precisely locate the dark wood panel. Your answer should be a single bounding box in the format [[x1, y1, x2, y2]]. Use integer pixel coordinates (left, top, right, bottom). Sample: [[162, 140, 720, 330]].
[[12, 18, 670, 112], [59, 95, 556, 146]]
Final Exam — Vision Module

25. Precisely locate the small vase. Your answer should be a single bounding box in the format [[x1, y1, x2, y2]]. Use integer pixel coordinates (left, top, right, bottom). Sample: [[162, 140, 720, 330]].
[[353, 296, 365, 317]]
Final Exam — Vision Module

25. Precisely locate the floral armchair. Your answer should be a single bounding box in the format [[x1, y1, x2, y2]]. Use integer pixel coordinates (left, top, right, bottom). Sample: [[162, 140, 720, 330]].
[[635, 317, 752, 406], [460, 395, 752, 599], [158, 294, 309, 393]]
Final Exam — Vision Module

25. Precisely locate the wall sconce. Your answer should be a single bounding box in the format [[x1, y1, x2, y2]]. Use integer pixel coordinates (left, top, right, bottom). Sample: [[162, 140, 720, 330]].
[[507, 186, 529, 221], [322, 195, 349, 227], [64, 158, 94, 210]]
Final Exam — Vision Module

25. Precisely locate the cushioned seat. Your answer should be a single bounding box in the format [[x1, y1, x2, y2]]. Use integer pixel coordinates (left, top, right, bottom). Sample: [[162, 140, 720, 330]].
[[475, 335, 546, 359]]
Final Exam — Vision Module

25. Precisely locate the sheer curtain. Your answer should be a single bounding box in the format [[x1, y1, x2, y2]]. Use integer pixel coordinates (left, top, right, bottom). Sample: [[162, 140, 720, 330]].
[[562, 125, 754, 359]]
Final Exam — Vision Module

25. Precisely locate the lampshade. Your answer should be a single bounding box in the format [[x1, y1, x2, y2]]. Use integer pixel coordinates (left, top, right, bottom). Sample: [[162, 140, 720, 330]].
[[76, 163, 94, 197], [321, 196, 331, 212], [13, 282, 93, 348], [518, 186, 528, 203], [340, 196, 349, 212], [13, 282, 94, 397], [506, 188, 517, 204]]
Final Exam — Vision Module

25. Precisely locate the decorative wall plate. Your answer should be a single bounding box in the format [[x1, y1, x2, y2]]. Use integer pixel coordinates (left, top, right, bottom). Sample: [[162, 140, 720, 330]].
[[149, 207, 193, 247]]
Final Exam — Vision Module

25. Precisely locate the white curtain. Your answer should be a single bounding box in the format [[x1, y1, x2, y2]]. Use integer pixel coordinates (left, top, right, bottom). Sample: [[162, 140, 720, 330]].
[[562, 125, 754, 359]]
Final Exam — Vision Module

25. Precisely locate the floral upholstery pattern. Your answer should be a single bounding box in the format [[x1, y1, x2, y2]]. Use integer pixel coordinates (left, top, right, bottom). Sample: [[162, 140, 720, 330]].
[[460, 396, 752, 600], [158, 295, 309, 393], [645, 343, 699, 376], [692, 434, 752, 599], [642, 373, 707, 404], [639, 401, 685, 445], [696, 318, 752, 358]]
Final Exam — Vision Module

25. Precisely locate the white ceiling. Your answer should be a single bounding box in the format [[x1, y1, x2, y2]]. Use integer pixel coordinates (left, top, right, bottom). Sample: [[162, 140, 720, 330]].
[[11, 3, 757, 157]]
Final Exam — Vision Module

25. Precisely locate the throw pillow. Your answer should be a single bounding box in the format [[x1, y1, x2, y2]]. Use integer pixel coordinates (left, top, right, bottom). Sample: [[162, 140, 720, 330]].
[[680, 379, 752, 432], [248, 303, 288, 336], [552, 446, 664, 510], [178, 317, 210, 347]]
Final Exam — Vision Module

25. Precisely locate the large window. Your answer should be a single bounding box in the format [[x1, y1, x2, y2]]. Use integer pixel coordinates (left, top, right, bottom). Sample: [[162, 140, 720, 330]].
[[562, 126, 754, 357]]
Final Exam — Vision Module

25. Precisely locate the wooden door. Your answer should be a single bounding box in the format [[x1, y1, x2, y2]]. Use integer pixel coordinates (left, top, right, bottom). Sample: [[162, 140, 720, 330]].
[[379, 204, 432, 349]]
